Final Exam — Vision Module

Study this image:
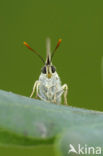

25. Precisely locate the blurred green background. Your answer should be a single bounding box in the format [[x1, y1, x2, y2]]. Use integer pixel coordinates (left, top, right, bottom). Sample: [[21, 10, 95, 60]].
[[0, 0, 103, 155]]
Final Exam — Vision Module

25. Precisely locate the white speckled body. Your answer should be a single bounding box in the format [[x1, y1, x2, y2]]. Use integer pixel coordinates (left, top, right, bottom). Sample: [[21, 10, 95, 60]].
[[38, 72, 63, 104]]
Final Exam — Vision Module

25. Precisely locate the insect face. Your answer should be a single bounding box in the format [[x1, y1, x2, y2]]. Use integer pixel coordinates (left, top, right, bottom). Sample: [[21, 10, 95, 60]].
[[41, 65, 56, 78]]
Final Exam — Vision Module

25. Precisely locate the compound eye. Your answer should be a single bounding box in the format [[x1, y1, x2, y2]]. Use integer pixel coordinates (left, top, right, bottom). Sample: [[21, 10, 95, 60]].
[[51, 66, 56, 73], [41, 66, 46, 74]]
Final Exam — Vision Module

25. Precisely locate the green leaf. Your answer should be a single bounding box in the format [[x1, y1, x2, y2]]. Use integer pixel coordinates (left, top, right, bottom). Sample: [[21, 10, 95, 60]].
[[0, 89, 103, 155], [0, 145, 55, 156], [55, 126, 103, 156]]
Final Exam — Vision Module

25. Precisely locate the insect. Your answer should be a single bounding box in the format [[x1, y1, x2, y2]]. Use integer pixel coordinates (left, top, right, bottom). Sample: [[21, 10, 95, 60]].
[[24, 38, 68, 105]]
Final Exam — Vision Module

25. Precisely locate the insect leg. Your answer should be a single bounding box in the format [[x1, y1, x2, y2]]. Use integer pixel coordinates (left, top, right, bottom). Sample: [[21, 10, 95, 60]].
[[53, 93, 57, 104], [30, 80, 40, 98], [53, 86, 63, 104], [62, 84, 68, 105]]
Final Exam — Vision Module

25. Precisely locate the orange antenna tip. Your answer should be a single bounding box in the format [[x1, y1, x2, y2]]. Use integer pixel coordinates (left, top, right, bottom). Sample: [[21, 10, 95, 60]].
[[57, 38, 62, 47], [24, 41, 29, 47], [24, 41, 32, 50], [58, 38, 62, 43]]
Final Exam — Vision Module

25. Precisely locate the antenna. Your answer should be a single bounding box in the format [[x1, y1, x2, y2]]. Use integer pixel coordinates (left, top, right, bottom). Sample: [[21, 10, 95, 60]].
[[24, 41, 45, 64], [51, 39, 62, 60]]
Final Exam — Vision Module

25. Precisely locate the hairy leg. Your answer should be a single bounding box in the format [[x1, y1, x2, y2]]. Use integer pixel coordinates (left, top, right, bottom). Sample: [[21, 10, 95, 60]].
[[30, 81, 40, 98], [62, 84, 68, 105]]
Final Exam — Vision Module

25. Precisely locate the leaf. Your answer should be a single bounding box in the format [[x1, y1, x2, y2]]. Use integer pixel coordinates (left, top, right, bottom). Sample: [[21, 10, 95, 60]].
[[0, 145, 55, 156], [54, 125, 103, 156], [0, 89, 103, 152]]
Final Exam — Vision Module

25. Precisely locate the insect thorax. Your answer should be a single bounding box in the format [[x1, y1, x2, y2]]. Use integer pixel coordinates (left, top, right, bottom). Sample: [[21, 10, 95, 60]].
[[38, 72, 63, 104]]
